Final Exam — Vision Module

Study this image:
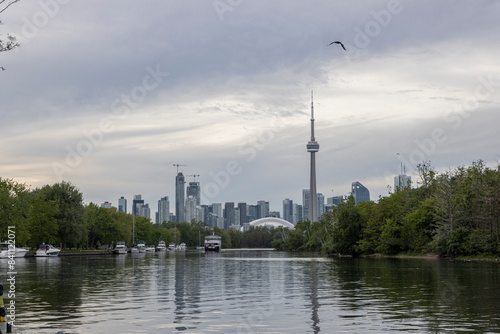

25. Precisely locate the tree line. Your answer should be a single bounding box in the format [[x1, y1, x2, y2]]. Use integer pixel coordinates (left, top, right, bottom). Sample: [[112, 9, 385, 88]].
[[273, 161, 500, 257], [0, 178, 281, 249]]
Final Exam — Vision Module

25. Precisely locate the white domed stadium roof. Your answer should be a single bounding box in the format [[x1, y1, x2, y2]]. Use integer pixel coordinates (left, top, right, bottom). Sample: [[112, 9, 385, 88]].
[[249, 217, 294, 229]]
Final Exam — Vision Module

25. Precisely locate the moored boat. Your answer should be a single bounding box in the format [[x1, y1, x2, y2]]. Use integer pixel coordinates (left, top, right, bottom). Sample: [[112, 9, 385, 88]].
[[204, 235, 221, 252], [168, 242, 176, 251], [176, 242, 186, 251], [137, 240, 146, 253], [157, 241, 167, 252], [145, 246, 155, 253], [114, 241, 128, 254], [36, 244, 61, 257], [0, 242, 29, 258]]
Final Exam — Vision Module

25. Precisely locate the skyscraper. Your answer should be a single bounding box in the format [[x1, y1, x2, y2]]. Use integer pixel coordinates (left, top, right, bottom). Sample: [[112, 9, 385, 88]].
[[352, 181, 370, 204], [394, 174, 412, 191], [132, 195, 144, 216], [175, 172, 185, 223], [327, 196, 343, 207], [302, 189, 310, 221], [158, 196, 169, 224], [238, 202, 247, 226], [293, 204, 303, 224], [317, 193, 325, 218], [187, 181, 201, 205], [257, 200, 269, 219], [283, 198, 294, 224], [211, 203, 222, 218], [185, 195, 197, 223], [248, 205, 258, 222], [139, 203, 150, 219], [118, 196, 127, 213], [224, 202, 235, 229], [306, 91, 319, 222]]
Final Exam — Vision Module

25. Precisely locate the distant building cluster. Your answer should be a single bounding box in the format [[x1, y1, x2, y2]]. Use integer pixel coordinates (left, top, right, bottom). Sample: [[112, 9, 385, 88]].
[[104, 178, 363, 230], [99, 95, 413, 230], [101, 171, 412, 230]]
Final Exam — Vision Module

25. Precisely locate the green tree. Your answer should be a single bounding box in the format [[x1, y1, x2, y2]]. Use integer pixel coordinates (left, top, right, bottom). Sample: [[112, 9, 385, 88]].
[[324, 196, 365, 256], [213, 227, 231, 249], [226, 228, 240, 248], [0, 177, 31, 245], [85, 203, 121, 248], [27, 193, 59, 248], [134, 215, 153, 245], [108, 207, 133, 245], [151, 225, 171, 247], [400, 197, 435, 254], [36, 182, 86, 248]]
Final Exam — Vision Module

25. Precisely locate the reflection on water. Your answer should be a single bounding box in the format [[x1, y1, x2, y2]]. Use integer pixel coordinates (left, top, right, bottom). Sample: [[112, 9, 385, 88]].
[[2, 251, 499, 333]]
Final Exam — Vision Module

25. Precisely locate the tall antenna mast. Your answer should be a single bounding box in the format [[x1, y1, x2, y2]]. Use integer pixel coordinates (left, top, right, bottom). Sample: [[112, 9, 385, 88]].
[[310, 90, 315, 141], [306, 90, 320, 223]]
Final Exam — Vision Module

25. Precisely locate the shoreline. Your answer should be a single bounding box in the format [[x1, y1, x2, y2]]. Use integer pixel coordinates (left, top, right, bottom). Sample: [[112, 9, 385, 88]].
[[360, 253, 500, 262]]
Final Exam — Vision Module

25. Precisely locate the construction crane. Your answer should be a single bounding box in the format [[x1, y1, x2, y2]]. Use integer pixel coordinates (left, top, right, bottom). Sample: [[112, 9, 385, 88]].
[[173, 164, 187, 174], [185, 174, 200, 182]]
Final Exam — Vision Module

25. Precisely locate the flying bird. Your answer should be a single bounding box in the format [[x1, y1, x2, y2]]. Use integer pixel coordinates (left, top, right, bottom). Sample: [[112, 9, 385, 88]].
[[0, 67, 5, 71], [328, 41, 346, 51]]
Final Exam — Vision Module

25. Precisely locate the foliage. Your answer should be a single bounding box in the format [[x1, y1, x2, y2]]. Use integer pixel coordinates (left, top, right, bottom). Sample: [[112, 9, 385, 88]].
[[322, 196, 366, 256], [278, 161, 500, 258], [35, 182, 86, 248], [85, 203, 121, 249], [27, 193, 59, 247], [0, 177, 31, 244]]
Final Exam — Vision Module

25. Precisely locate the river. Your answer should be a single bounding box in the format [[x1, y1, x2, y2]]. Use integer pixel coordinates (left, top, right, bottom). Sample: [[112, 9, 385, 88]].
[[3, 249, 500, 333]]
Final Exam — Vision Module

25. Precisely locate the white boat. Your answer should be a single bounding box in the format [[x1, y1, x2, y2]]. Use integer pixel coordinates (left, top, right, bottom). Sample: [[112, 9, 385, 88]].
[[176, 242, 186, 251], [35, 244, 60, 257], [0, 242, 29, 258], [145, 246, 155, 253], [168, 242, 176, 251], [204, 234, 222, 252], [196, 245, 204, 251], [157, 241, 167, 252], [130, 246, 139, 253], [114, 241, 128, 254], [137, 240, 146, 253]]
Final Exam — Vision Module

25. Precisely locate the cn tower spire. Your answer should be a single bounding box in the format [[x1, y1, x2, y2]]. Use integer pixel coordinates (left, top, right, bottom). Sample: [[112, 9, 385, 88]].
[[310, 90, 315, 141], [306, 91, 320, 222]]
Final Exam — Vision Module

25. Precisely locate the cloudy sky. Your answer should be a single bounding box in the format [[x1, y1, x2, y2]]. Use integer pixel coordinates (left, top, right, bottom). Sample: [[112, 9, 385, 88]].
[[1, 0, 499, 215]]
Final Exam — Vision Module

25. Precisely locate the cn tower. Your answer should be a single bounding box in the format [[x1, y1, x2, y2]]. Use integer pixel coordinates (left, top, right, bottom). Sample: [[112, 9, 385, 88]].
[[307, 91, 319, 222]]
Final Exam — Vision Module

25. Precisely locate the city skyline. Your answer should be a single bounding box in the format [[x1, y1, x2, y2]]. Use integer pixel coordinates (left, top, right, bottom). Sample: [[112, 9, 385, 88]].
[[106, 183, 341, 225], [2, 2, 499, 215]]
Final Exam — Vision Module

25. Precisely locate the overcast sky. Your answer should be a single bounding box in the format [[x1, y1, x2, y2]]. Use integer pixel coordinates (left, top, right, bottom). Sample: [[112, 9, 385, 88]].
[[1, 0, 499, 215]]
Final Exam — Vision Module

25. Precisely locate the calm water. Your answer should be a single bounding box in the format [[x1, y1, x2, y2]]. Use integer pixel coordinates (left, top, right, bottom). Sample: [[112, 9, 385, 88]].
[[3, 250, 500, 333]]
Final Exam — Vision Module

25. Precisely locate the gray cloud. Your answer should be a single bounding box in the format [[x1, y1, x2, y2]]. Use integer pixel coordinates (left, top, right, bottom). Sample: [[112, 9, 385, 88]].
[[1, 0, 499, 213]]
